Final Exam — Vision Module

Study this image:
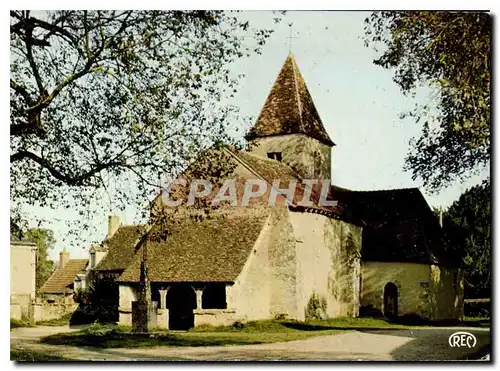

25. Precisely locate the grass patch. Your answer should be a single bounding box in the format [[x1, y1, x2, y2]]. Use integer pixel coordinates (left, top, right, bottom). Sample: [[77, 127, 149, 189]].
[[461, 316, 490, 328], [41, 316, 482, 350], [190, 319, 308, 332], [189, 317, 413, 333], [41, 320, 344, 348], [463, 316, 490, 322], [38, 317, 429, 349], [36, 313, 73, 327], [11, 348, 68, 361], [10, 318, 35, 329], [303, 317, 413, 329], [464, 298, 490, 303]]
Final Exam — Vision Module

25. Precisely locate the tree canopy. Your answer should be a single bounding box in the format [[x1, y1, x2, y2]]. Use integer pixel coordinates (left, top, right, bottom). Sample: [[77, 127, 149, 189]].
[[442, 179, 491, 299], [10, 10, 276, 239], [364, 12, 491, 191]]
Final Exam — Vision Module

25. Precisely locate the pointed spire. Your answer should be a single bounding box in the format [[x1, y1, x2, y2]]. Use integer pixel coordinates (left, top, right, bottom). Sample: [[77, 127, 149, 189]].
[[247, 53, 334, 147]]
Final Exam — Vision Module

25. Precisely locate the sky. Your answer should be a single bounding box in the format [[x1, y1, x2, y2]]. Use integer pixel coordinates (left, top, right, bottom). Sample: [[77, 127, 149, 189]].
[[25, 11, 489, 261]]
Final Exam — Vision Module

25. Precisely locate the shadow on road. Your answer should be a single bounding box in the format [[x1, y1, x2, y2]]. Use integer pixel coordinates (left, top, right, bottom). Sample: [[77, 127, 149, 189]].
[[359, 328, 492, 361]]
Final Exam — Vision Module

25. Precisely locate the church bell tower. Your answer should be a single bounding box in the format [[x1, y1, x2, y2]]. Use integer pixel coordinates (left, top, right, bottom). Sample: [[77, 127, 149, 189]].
[[246, 53, 335, 180]]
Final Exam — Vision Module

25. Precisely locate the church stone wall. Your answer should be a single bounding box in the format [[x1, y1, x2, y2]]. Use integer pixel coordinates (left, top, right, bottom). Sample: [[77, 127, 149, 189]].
[[361, 261, 431, 318], [267, 207, 299, 318], [360, 261, 463, 320], [227, 214, 272, 321], [231, 206, 298, 320], [291, 213, 361, 320], [428, 265, 463, 320], [249, 134, 332, 180]]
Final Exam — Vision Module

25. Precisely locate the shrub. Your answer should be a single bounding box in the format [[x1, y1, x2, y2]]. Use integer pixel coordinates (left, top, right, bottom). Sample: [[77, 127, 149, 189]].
[[10, 318, 34, 329], [273, 313, 288, 321], [73, 274, 119, 324], [464, 299, 490, 318], [232, 321, 245, 329], [359, 305, 383, 318], [69, 307, 96, 325], [392, 313, 428, 325], [305, 292, 327, 320]]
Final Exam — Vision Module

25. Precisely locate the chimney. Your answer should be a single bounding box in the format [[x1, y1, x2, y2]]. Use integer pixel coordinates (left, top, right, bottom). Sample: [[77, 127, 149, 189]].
[[59, 247, 70, 269], [107, 215, 120, 238]]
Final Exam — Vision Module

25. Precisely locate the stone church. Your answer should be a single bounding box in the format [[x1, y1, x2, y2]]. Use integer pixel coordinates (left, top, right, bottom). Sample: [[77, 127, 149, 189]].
[[94, 54, 463, 330]]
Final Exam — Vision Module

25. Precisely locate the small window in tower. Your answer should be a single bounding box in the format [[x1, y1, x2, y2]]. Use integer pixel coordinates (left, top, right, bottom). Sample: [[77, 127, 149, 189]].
[[267, 152, 282, 162]]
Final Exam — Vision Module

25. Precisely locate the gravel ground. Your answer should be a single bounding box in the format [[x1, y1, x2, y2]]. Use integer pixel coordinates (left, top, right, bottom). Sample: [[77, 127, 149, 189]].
[[10, 325, 490, 361]]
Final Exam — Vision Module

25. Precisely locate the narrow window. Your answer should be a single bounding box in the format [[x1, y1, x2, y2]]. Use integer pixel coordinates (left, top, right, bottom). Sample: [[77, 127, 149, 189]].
[[267, 152, 282, 162]]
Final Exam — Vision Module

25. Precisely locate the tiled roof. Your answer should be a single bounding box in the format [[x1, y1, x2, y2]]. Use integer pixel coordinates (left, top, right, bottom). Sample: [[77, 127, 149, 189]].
[[233, 150, 353, 220], [330, 186, 454, 266], [40, 259, 88, 294], [118, 212, 268, 283], [246, 53, 334, 146], [10, 240, 36, 247], [94, 226, 146, 272], [97, 145, 455, 283]]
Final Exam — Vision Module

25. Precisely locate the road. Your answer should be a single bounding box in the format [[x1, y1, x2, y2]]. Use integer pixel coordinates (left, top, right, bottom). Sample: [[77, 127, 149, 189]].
[[11, 325, 490, 361]]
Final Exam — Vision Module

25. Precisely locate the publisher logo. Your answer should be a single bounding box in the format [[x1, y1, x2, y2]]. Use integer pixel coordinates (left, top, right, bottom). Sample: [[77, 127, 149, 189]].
[[448, 332, 477, 348]]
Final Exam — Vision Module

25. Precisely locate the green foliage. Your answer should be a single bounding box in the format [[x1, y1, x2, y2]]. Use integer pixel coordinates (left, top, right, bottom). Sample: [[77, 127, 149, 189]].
[[73, 274, 119, 324], [464, 299, 490, 319], [23, 228, 55, 292], [273, 313, 288, 321], [306, 316, 411, 329], [10, 318, 35, 329], [231, 321, 245, 330], [305, 292, 327, 320], [364, 12, 491, 191], [442, 179, 491, 298], [10, 10, 279, 243], [11, 348, 68, 361]]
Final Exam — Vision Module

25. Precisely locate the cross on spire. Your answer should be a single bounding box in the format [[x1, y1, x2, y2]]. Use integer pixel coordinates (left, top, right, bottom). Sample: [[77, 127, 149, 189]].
[[286, 23, 298, 52]]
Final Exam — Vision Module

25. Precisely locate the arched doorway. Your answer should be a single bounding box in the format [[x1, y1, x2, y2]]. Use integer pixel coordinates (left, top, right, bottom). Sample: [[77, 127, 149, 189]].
[[166, 285, 196, 330], [383, 282, 398, 318]]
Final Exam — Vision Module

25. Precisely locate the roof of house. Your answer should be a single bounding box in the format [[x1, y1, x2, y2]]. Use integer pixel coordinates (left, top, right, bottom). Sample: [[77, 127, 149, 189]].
[[118, 212, 268, 283], [235, 150, 366, 226], [39, 259, 88, 294], [89, 243, 108, 253], [10, 240, 37, 247], [246, 53, 334, 147], [330, 186, 455, 266], [94, 225, 146, 272], [152, 147, 352, 222], [101, 146, 454, 280]]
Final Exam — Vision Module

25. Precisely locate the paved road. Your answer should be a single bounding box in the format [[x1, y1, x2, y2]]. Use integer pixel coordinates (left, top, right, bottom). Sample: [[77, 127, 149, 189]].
[[11, 325, 490, 361]]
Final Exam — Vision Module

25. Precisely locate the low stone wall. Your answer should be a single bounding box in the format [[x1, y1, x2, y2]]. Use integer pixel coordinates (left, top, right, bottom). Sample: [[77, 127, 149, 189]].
[[10, 294, 32, 320], [119, 308, 133, 327], [33, 301, 78, 322], [156, 308, 169, 329], [137, 308, 244, 330], [10, 303, 22, 320], [194, 309, 243, 327]]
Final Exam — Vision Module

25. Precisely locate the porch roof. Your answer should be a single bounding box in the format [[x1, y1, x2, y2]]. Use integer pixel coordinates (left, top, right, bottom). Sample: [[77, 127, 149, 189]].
[[118, 212, 268, 283]]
